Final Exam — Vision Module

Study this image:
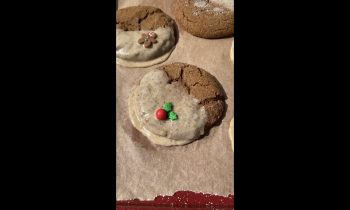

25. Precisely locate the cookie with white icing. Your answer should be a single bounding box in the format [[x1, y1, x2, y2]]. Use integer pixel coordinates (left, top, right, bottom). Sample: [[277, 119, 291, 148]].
[[173, 0, 234, 38], [116, 6, 176, 67], [129, 62, 226, 146]]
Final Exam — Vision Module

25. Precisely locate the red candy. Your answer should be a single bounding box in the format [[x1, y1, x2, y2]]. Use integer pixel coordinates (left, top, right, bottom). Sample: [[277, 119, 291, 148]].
[[155, 108, 167, 120]]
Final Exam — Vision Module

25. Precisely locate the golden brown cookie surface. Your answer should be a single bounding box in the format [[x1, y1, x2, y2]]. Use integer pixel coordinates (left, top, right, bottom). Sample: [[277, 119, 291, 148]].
[[173, 0, 234, 38]]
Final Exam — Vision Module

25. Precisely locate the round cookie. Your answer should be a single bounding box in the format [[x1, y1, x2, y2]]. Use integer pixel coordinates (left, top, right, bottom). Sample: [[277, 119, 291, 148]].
[[128, 62, 226, 146], [116, 6, 176, 67], [173, 0, 234, 39], [229, 118, 234, 151]]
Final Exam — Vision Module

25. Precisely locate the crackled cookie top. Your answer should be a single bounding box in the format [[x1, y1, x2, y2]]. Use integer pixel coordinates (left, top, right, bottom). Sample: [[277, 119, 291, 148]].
[[174, 0, 234, 38], [129, 63, 226, 146], [158, 63, 226, 128], [116, 6, 176, 67], [117, 6, 173, 31]]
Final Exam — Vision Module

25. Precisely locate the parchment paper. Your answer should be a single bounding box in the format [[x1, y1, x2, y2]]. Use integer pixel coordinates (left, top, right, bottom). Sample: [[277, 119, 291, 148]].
[[117, 0, 234, 200]]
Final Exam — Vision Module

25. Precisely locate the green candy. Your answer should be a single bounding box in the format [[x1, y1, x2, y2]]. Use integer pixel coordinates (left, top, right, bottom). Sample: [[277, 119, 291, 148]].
[[168, 111, 178, 121], [162, 102, 173, 112]]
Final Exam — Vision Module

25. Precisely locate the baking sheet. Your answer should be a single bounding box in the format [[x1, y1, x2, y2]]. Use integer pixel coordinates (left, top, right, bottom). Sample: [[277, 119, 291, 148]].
[[117, 0, 234, 200]]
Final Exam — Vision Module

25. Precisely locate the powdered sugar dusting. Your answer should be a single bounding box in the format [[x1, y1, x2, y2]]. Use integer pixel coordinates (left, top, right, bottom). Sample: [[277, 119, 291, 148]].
[[194, 0, 208, 8], [193, 0, 232, 15], [210, 0, 234, 11]]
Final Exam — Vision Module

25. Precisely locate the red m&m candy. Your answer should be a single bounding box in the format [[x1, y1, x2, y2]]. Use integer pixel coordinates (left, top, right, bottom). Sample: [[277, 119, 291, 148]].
[[155, 108, 167, 120]]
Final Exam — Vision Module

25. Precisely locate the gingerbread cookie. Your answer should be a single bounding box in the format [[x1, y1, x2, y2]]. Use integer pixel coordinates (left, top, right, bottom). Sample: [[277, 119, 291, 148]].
[[173, 0, 234, 39], [128, 62, 226, 146], [116, 6, 176, 67]]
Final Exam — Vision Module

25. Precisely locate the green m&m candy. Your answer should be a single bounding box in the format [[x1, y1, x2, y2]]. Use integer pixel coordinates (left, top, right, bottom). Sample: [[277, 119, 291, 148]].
[[168, 111, 178, 121], [162, 102, 173, 112]]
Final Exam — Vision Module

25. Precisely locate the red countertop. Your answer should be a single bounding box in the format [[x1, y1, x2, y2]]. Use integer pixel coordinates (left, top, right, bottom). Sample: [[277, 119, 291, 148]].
[[117, 191, 234, 209]]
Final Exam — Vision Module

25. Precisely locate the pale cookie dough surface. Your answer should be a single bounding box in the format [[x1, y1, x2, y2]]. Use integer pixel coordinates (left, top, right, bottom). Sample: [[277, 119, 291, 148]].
[[116, 27, 175, 67], [129, 70, 207, 146], [229, 118, 234, 151]]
